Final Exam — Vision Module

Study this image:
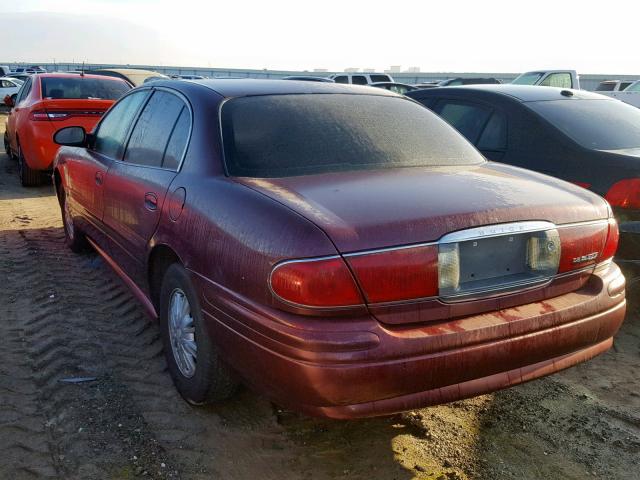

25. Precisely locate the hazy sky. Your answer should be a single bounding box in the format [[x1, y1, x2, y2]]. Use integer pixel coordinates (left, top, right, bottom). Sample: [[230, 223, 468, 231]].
[[1, 0, 638, 73]]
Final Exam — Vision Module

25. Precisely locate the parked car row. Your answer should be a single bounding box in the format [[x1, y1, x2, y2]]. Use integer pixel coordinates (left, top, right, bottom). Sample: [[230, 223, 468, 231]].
[[33, 78, 627, 418]]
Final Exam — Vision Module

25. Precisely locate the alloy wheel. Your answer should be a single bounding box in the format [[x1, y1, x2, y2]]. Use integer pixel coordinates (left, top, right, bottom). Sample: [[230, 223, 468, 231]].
[[168, 288, 197, 378]]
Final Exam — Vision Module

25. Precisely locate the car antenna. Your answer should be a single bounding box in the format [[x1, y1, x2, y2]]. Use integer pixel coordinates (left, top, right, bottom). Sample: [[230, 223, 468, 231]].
[[80, 61, 85, 77]]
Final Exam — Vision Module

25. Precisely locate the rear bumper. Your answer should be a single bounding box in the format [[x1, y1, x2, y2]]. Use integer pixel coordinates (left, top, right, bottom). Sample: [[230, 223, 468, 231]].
[[196, 263, 626, 419], [617, 220, 640, 273]]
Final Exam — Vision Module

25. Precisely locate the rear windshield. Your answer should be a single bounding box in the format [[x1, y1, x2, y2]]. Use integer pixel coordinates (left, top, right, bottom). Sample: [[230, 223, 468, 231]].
[[41, 77, 130, 100], [221, 94, 484, 177], [527, 99, 640, 151]]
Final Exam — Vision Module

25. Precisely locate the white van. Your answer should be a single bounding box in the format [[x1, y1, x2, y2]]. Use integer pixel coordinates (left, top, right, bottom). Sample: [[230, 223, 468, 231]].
[[328, 73, 395, 85]]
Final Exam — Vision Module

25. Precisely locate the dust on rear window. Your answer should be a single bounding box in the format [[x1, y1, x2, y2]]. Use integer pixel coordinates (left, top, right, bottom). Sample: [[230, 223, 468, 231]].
[[221, 94, 484, 178]]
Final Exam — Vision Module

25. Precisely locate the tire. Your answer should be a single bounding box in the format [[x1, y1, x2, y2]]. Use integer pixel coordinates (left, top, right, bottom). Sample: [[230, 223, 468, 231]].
[[60, 187, 88, 253], [159, 263, 239, 405], [18, 145, 42, 187], [3, 132, 13, 160]]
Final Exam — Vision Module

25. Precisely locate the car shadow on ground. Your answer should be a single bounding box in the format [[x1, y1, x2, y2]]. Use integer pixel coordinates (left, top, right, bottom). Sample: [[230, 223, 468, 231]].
[[0, 151, 55, 201]]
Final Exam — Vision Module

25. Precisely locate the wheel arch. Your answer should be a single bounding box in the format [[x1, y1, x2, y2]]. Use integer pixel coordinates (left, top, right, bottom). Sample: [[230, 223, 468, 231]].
[[147, 243, 184, 311], [53, 168, 64, 205]]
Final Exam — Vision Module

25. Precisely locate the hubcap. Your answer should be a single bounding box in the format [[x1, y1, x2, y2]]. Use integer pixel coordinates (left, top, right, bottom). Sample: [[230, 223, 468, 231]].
[[63, 197, 75, 240], [168, 288, 197, 378]]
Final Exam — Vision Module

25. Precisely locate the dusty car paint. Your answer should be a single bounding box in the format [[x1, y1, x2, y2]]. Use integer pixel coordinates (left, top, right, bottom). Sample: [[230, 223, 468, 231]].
[[53, 79, 626, 418]]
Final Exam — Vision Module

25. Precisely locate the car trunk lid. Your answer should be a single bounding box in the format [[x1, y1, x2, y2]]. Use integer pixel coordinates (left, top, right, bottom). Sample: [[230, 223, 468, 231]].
[[236, 162, 609, 253]]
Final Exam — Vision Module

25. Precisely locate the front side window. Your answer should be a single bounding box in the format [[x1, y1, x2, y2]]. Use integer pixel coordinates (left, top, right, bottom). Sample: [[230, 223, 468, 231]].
[[527, 99, 640, 151], [539, 73, 572, 88], [435, 101, 493, 144], [627, 82, 640, 92], [221, 94, 484, 178], [123, 91, 187, 168], [93, 91, 148, 158], [41, 77, 130, 100], [511, 72, 545, 85]]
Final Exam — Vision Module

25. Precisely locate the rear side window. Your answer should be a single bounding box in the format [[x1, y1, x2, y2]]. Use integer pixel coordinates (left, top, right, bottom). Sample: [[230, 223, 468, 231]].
[[93, 91, 148, 159], [221, 94, 484, 178], [124, 91, 187, 168], [41, 77, 130, 100], [333, 76, 348, 84], [162, 108, 191, 170], [352, 76, 368, 85], [16, 77, 32, 104], [436, 101, 492, 144], [619, 82, 632, 91], [477, 111, 507, 151], [370, 74, 391, 83], [596, 82, 616, 91]]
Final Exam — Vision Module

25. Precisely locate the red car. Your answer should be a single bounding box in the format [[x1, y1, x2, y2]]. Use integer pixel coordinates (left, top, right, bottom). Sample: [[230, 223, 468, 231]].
[[52, 80, 626, 419], [4, 73, 130, 186]]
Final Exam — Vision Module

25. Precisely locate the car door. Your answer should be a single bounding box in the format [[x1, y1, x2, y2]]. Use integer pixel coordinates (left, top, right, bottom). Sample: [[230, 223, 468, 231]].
[[67, 90, 150, 242], [102, 88, 190, 284]]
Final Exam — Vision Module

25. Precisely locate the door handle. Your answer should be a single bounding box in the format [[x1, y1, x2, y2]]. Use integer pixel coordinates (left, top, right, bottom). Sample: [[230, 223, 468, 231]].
[[144, 193, 158, 211], [95, 171, 103, 185]]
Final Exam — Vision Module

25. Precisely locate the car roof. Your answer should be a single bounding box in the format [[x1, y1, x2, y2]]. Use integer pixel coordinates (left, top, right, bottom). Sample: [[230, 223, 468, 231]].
[[33, 72, 129, 82], [166, 78, 399, 98], [410, 84, 608, 102], [94, 68, 166, 76]]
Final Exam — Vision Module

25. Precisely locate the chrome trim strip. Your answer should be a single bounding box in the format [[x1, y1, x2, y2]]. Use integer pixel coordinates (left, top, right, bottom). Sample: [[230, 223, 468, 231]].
[[556, 219, 609, 229], [439, 221, 556, 244], [343, 241, 437, 257]]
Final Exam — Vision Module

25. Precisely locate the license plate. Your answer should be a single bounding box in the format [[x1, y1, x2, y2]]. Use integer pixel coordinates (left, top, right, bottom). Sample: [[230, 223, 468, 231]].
[[438, 224, 560, 300]]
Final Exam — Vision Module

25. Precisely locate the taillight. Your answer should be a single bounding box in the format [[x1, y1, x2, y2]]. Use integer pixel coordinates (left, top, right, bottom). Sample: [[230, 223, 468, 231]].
[[600, 218, 619, 262], [558, 222, 608, 273], [271, 220, 619, 308], [29, 109, 50, 121], [605, 179, 640, 209], [345, 245, 438, 303], [270, 257, 363, 308], [28, 109, 103, 122]]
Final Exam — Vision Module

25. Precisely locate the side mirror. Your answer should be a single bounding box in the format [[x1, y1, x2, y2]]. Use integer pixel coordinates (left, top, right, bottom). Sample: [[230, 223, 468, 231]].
[[54, 126, 87, 147], [4, 94, 15, 107]]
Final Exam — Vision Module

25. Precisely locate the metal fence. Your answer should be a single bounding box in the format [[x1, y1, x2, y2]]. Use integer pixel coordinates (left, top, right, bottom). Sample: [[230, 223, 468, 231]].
[[3, 62, 639, 91]]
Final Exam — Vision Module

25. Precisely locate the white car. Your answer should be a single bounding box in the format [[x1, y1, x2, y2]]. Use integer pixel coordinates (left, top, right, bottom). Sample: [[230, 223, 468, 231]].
[[328, 72, 395, 85], [0, 77, 22, 101], [512, 70, 580, 89], [599, 80, 640, 108]]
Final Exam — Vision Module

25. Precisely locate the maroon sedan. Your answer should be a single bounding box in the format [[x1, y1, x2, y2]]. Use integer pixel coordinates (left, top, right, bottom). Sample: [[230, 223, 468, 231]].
[[52, 80, 625, 419]]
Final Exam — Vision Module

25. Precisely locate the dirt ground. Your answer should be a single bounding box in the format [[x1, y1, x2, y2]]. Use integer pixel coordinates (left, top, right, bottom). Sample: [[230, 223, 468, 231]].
[[1, 114, 639, 480]]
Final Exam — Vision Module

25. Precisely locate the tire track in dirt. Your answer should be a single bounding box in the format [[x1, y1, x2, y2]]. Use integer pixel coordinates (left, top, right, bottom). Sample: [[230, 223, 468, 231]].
[[0, 149, 309, 479]]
